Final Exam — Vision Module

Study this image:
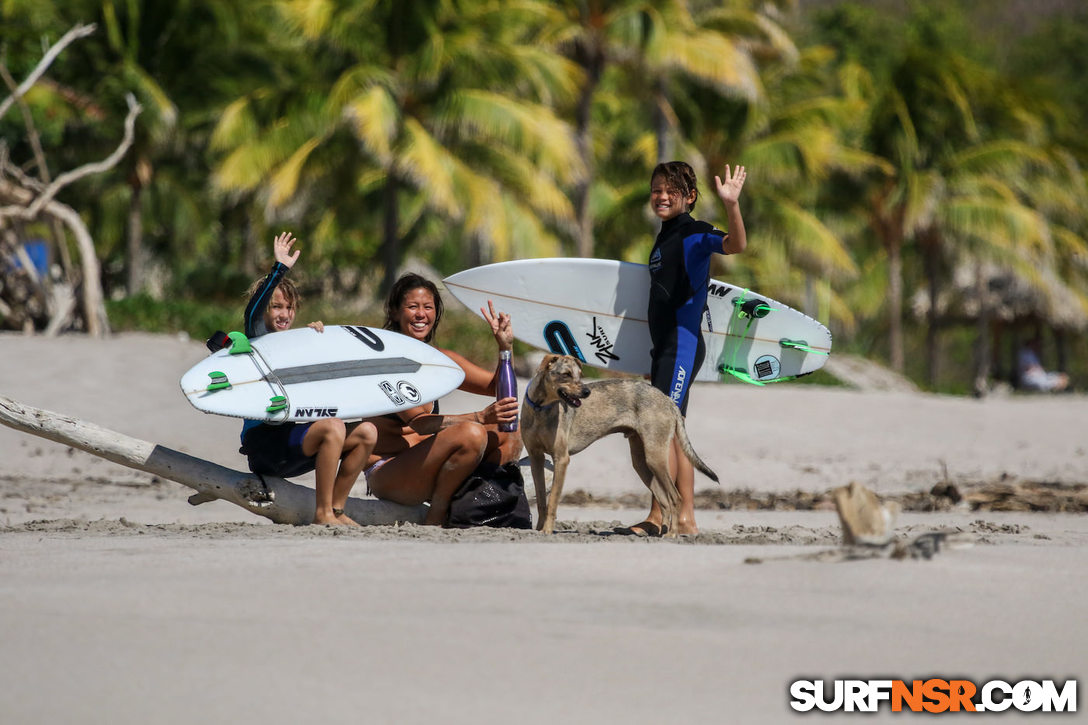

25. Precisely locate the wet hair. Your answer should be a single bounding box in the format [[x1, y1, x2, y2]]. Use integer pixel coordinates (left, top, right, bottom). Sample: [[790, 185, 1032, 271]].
[[651, 160, 699, 211], [383, 273, 444, 343], [245, 274, 301, 312]]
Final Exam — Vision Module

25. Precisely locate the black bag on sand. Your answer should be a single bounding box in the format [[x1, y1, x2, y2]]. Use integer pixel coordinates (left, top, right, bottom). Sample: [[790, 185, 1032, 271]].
[[446, 461, 532, 529]]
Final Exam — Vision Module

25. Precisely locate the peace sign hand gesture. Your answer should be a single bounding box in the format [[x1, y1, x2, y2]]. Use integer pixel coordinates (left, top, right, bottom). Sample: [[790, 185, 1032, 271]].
[[481, 299, 513, 352]]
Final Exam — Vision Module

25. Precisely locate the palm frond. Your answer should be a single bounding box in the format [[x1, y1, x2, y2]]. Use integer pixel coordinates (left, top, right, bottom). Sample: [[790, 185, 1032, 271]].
[[762, 192, 858, 277], [210, 97, 258, 151], [398, 117, 460, 218], [345, 84, 399, 166], [437, 90, 583, 182], [268, 137, 322, 208]]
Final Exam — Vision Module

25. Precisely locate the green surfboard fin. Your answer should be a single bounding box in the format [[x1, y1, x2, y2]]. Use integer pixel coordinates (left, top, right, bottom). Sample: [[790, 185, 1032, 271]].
[[780, 339, 829, 355], [266, 395, 287, 414], [206, 372, 231, 391], [227, 331, 252, 354]]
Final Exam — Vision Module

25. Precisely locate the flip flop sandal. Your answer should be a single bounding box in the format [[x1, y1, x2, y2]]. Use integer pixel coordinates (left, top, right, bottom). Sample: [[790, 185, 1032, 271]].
[[613, 521, 663, 537]]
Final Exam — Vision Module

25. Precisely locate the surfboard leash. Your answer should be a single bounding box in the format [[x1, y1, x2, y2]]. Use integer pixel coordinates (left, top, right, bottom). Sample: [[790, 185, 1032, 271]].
[[719, 290, 772, 385], [715, 290, 832, 385]]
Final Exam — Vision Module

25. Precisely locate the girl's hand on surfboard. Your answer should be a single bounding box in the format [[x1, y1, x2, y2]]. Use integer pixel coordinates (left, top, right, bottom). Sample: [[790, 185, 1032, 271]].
[[713, 165, 746, 206], [481, 300, 513, 351], [273, 231, 301, 268], [307, 321, 325, 333]]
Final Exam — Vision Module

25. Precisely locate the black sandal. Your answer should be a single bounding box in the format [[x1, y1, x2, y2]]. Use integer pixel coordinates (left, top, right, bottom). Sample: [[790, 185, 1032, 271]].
[[613, 521, 663, 537]]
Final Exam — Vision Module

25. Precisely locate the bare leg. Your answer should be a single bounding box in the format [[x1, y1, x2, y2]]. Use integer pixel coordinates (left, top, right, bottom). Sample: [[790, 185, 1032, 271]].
[[367, 421, 488, 526], [329, 421, 378, 526], [671, 435, 697, 534], [302, 419, 348, 525], [633, 437, 697, 535], [482, 428, 523, 465]]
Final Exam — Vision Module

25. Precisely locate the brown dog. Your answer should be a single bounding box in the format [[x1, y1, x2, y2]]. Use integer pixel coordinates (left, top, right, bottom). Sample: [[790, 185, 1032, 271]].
[[520, 354, 718, 535]]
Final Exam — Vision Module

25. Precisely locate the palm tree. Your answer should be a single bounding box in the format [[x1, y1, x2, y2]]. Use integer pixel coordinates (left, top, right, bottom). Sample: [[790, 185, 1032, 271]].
[[540, 0, 786, 258], [213, 0, 584, 295]]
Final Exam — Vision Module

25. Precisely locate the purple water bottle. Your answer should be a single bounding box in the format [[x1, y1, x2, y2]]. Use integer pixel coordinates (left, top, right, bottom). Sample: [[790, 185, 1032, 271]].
[[497, 349, 518, 432]]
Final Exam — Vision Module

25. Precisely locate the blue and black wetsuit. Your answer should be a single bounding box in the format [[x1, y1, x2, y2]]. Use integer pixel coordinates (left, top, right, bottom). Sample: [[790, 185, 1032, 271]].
[[243, 262, 289, 340], [238, 262, 316, 477], [647, 212, 727, 415]]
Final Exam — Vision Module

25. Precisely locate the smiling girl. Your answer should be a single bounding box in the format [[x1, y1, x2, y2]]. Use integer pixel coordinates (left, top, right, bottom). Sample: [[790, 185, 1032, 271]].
[[362, 273, 521, 525]]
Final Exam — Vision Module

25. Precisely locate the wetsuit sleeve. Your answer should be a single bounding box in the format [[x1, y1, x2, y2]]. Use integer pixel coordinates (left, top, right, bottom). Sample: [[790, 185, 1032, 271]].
[[697, 228, 728, 256], [243, 262, 289, 339]]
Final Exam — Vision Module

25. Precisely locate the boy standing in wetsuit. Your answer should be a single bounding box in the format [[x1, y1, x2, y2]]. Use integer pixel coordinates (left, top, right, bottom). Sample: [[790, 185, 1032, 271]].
[[622, 161, 747, 537]]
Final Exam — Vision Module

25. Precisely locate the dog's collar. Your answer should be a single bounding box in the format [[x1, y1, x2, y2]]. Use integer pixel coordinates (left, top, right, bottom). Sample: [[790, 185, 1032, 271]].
[[524, 392, 557, 411]]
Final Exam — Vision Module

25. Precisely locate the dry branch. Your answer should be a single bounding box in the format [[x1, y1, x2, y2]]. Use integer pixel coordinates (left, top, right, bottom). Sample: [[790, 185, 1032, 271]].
[[0, 394, 427, 527], [0, 179, 109, 335], [0, 23, 97, 122], [0, 24, 139, 336], [0, 94, 142, 222]]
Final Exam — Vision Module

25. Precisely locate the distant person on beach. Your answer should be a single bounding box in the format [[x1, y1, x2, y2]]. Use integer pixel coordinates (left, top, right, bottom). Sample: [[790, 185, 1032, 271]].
[[362, 273, 521, 525], [617, 160, 748, 538], [239, 232, 377, 525], [1017, 336, 1069, 392]]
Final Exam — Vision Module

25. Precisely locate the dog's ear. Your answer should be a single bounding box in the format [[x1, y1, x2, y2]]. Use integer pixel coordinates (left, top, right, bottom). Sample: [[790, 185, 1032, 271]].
[[542, 353, 561, 370]]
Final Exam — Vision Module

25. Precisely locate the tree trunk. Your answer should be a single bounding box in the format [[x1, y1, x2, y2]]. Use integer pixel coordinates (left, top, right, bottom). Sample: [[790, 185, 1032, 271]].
[[971, 261, 992, 397], [804, 275, 817, 319], [573, 42, 603, 259], [923, 234, 940, 387], [1055, 328, 1068, 373], [887, 239, 904, 373], [380, 172, 400, 298], [126, 179, 144, 295], [654, 79, 672, 163], [0, 394, 426, 526]]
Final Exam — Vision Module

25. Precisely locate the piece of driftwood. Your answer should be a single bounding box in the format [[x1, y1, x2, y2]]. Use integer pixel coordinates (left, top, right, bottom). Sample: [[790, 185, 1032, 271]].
[[831, 481, 901, 545], [0, 394, 426, 526], [744, 531, 975, 565]]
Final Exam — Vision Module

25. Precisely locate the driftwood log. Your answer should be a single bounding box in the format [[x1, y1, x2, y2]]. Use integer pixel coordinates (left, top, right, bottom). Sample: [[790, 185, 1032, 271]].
[[0, 394, 426, 526]]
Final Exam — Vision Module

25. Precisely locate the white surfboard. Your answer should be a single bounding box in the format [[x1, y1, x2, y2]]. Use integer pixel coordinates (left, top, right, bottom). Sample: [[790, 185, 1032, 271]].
[[444, 258, 831, 383], [180, 325, 465, 421]]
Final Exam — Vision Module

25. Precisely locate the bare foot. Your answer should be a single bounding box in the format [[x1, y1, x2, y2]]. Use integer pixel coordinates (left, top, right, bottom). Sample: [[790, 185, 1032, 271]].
[[313, 508, 359, 526], [335, 511, 361, 526]]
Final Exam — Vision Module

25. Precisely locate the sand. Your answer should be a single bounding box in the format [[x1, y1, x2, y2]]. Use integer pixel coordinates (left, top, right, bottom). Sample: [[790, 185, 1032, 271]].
[[1, 331, 1085, 723]]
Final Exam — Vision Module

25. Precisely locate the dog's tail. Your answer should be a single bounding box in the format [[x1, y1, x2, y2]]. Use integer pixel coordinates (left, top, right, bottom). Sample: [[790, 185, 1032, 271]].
[[672, 408, 719, 483]]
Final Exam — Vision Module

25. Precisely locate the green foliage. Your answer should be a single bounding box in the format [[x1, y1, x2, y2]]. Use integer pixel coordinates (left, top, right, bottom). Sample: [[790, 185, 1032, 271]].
[[6, 0, 1088, 394], [106, 294, 238, 339]]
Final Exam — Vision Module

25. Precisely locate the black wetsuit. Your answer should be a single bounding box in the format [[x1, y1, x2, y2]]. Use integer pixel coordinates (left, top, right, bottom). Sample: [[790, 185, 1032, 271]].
[[647, 212, 727, 415], [238, 262, 316, 477]]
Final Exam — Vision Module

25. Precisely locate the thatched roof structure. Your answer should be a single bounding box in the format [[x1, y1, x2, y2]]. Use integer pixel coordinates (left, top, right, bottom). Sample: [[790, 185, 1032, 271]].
[[911, 261, 1088, 330]]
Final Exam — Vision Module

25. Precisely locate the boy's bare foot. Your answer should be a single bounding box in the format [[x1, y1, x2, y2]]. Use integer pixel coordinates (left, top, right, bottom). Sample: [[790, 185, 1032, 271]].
[[614, 517, 698, 537], [675, 521, 699, 536]]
